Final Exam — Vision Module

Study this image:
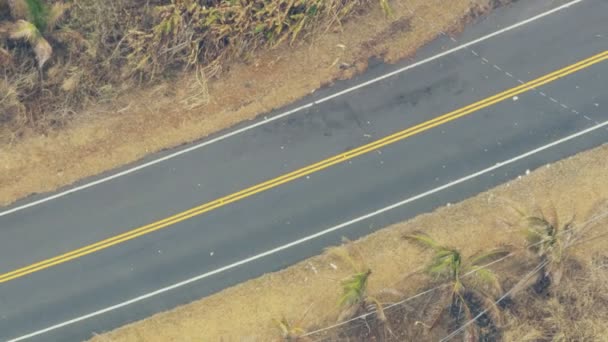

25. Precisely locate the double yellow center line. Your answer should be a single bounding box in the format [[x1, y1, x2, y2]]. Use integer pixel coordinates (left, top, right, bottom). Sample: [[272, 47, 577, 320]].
[[2, 50, 607, 284]]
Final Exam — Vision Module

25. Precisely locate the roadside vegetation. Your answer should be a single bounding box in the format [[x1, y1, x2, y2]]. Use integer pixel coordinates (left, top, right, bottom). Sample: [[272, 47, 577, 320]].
[[5, 1, 603, 341], [0, 0, 494, 206], [0, 0, 391, 135], [91, 144, 608, 341]]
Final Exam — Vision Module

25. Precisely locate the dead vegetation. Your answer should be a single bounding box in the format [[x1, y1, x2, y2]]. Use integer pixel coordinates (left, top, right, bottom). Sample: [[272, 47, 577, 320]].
[[0, 0, 497, 206], [90, 142, 608, 341], [0, 0, 389, 135]]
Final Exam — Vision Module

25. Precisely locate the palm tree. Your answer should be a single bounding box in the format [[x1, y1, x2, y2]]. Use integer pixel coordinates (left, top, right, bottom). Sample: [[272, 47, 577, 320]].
[[273, 316, 311, 342], [338, 268, 374, 319], [518, 205, 573, 293], [404, 232, 509, 341], [3, 0, 69, 69], [329, 240, 399, 339], [511, 202, 607, 294]]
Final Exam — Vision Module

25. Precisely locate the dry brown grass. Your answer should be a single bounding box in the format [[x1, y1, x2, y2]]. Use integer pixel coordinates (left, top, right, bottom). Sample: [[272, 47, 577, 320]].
[[1, 0, 380, 129], [0, 0, 480, 206], [504, 256, 608, 341], [88, 146, 608, 339]]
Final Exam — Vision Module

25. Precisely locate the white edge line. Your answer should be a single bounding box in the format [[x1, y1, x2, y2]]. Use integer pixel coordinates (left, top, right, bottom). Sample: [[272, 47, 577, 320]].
[[0, 0, 584, 218], [9, 119, 608, 342]]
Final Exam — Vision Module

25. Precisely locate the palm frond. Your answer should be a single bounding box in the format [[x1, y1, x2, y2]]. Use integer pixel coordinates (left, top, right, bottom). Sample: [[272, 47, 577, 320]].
[[524, 215, 557, 254], [7, 18, 51, 68], [336, 303, 359, 323], [428, 250, 458, 276], [367, 296, 387, 323], [339, 269, 371, 307], [274, 317, 290, 337], [32, 34, 51, 68], [407, 233, 464, 282], [524, 226, 545, 247], [342, 237, 369, 272], [404, 232, 443, 251], [468, 248, 511, 266], [453, 277, 465, 296], [469, 266, 503, 295], [273, 316, 306, 339], [436, 249, 457, 258], [526, 216, 552, 231], [8, 19, 40, 42]]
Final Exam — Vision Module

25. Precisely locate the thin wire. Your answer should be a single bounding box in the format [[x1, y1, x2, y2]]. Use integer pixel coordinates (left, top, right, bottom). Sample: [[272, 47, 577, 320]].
[[439, 259, 549, 342], [439, 209, 608, 341], [304, 249, 517, 338], [304, 284, 448, 338], [304, 0, 608, 336], [301, 209, 608, 338]]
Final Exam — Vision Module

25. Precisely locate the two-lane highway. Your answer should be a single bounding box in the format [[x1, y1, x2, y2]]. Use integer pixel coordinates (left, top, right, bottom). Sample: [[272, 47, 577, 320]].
[[1, 0, 607, 340]]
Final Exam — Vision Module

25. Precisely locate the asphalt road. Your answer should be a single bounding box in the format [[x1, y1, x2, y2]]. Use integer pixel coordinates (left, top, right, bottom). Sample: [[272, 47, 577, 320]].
[[1, 0, 607, 340]]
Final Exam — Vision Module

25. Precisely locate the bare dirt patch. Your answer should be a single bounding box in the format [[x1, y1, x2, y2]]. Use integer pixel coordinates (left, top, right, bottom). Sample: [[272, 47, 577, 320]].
[[89, 142, 608, 341], [0, 0, 481, 206]]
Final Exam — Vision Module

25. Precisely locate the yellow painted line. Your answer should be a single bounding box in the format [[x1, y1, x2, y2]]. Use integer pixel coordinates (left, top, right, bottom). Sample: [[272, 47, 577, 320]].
[[1, 50, 607, 284]]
